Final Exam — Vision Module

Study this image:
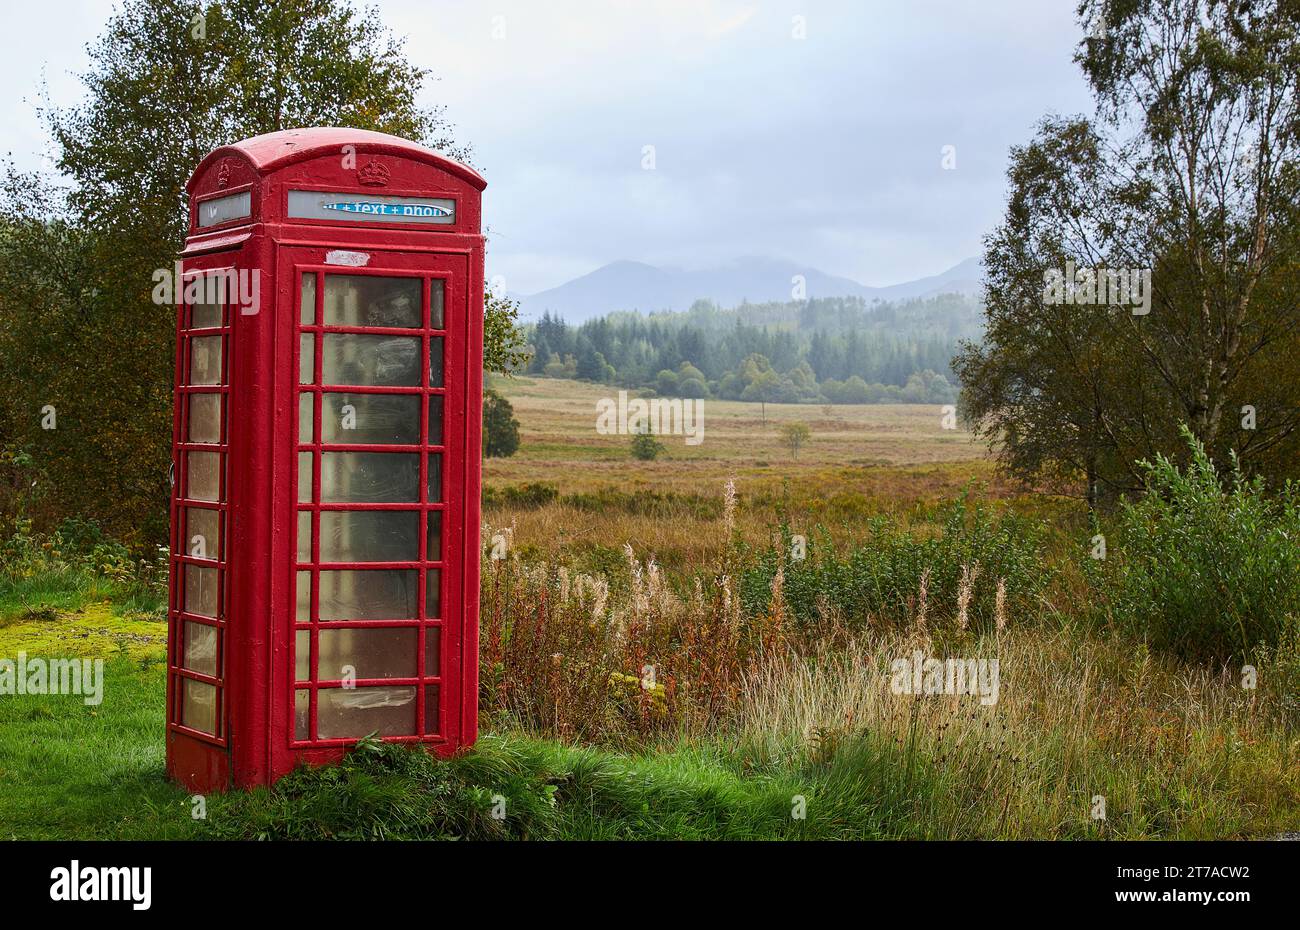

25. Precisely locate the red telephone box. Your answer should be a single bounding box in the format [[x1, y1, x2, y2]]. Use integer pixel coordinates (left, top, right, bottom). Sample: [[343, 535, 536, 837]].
[[166, 128, 486, 792]]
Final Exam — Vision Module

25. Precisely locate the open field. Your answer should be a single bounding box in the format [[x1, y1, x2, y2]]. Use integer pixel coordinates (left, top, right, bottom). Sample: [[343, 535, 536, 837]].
[[486, 375, 988, 477], [484, 376, 1080, 572]]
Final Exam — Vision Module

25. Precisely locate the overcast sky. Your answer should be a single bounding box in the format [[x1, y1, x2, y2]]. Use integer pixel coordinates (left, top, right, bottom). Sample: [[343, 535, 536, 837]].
[[2, 0, 1095, 294]]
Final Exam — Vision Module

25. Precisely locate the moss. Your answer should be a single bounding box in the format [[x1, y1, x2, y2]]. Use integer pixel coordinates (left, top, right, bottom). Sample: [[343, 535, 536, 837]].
[[0, 601, 166, 662]]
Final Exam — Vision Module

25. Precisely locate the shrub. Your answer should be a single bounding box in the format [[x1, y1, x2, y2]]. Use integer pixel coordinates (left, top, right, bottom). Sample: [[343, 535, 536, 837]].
[[740, 496, 1050, 631], [482, 483, 559, 509], [630, 427, 665, 461], [1093, 428, 1300, 662], [779, 422, 811, 459], [678, 376, 708, 399], [483, 389, 521, 458]]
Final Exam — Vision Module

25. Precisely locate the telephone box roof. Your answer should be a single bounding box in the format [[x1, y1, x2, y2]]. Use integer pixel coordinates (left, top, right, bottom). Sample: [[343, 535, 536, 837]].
[[186, 127, 486, 193]]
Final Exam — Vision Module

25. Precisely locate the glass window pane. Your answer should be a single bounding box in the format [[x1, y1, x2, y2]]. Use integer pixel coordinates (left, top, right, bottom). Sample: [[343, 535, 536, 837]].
[[189, 336, 223, 385], [183, 620, 218, 676], [187, 393, 222, 444], [296, 570, 311, 621], [430, 280, 445, 329], [426, 570, 441, 618], [424, 628, 441, 677], [317, 570, 417, 621], [427, 396, 443, 445], [299, 393, 314, 442], [320, 511, 419, 562], [426, 511, 442, 560], [424, 685, 440, 735], [323, 274, 421, 328], [299, 334, 315, 384], [429, 337, 444, 387], [294, 689, 310, 741], [184, 564, 219, 618], [191, 301, 223, 329], [427, 454, 442, 502], [189, 276, 223, 328], [320, 451, 419, 503], [323, 334, 420, 386], [321, 393, 420, 445], [318, 627, 416, 680], [295, 630, 310, 681], [182, 679, 218, 735], [298, 452, 313, 503], [317, 686, 416, 739], [297, 511, 311, 563], [186, 507, 220, 560], [300, 273, 316, 325], [187, 451, 221, 501]]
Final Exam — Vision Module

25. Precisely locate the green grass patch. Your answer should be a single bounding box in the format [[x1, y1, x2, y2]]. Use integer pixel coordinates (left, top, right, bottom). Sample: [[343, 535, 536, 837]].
[[0, 656, 196, 840]]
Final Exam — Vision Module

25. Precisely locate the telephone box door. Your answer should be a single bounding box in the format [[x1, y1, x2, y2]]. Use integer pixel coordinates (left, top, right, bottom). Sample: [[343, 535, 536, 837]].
[[273, 247, 469, 763]]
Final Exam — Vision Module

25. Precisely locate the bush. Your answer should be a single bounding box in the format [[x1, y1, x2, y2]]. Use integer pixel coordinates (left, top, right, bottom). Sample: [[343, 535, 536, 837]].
[[205, 735, 563, 840], [779, 422, 811, 459], [483, 390, 521, 458], [678, 377, 708, 399], [630, 427, 665, 461], [742, 496, 1050, 630], [482, 483, 559, 509], [1094, 428, 1300, 662]]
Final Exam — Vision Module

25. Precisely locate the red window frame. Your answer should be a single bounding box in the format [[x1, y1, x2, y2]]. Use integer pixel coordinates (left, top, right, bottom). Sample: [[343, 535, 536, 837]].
[[287, 256, 465, 747], [168, 267, 234, 745]]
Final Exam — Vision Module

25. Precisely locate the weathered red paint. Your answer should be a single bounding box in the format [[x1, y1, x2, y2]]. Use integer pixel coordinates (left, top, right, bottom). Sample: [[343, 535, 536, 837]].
[[167, 129, 485, 792]]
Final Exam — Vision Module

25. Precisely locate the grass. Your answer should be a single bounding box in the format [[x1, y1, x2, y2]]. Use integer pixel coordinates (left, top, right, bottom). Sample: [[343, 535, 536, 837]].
[[1, 378, 1297, 840], [0, 656, 195, 840], [484, 376, 1072, 574], [1, 568, 1296, 840]]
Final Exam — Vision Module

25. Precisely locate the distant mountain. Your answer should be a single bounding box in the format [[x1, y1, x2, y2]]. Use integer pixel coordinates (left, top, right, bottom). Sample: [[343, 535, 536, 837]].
[[513, 256, 983, 322]]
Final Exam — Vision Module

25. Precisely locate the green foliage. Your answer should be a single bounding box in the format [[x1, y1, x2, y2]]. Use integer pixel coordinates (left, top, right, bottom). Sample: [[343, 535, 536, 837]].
[[575, 346, 614, 383], [678, 376, 708, 399], [0, 0, 524, 551], [629, 425, 665, 461], [481, 482, 559, 509], [742, 497, 1050, 630], [482, 389, 521, 458], [484, 483, 720, 521], [0, 516, 168, 621], [525, 293, 976, 404], [957, 0, 1300, 500], [206, 735, 556, 840], [1092, 428, 1300, 662], [779, 422, 811, 459], [195, 733, 942, 841], [483, 290, 530, 375]]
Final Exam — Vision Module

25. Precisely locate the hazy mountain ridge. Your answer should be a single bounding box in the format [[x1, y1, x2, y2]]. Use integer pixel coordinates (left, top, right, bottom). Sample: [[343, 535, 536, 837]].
[[513, 256, 984, 322]]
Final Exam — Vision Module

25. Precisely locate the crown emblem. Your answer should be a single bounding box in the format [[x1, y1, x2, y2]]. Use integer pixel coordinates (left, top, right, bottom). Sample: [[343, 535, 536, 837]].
[[358, 158, 390, 187], [216, 159, 231, 188]]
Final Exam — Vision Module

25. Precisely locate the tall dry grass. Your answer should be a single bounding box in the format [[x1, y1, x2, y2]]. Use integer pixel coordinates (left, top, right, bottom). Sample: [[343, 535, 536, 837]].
[[734, 625, 1298, 836], [477, 480, 1300, 836]]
